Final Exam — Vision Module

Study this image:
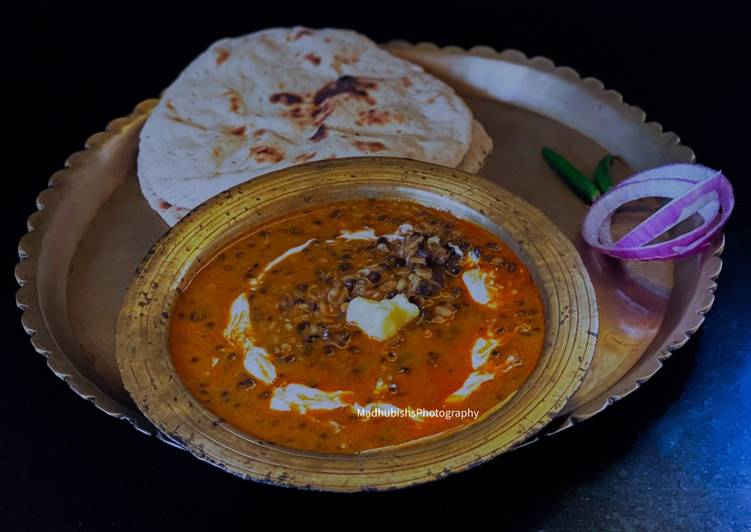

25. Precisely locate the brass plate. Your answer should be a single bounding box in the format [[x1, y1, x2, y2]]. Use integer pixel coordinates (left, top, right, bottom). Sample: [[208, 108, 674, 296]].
[[15, 43, 723, 448], [115, 158, 597, 490]]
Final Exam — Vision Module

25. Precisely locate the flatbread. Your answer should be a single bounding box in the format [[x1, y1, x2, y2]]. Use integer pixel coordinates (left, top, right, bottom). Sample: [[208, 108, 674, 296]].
[[145, 118, 493, 226], [139, 173, 189, 226], [138, 27, 480, 225], [458, 119, 493, 174]]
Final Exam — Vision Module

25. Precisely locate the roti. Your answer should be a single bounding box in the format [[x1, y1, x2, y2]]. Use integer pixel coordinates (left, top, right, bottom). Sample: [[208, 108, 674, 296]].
[[138, 27, 488, 225], [458, 119, 493, 174]]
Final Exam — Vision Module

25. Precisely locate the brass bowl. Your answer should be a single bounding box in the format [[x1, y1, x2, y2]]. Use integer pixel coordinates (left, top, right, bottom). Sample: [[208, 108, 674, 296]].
[[116, 157, 597, 491]]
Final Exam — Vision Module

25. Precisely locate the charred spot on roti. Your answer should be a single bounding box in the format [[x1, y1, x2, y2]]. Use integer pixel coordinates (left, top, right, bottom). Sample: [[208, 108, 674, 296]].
[[353, 140, 386, 152], [224, 89, 245, 114], [401, 77, 412, 87], [215, 48, 231, 65], [330, 54, 360, 74], [290, 27, 314, 41], [357, 109, 402, 126], [310, 125, 328, 142], [253, 129, 267, 138], [295, 152, 316, 162], [159, 200, 172, 209], [249, 146, 284, 164], [303, 52, 321, 66], [230, 126, 246, 136], [165, 100, 176, 112], [311, 103, 333, 125], [167, 115, 208, 132], [270, 92, 304, 105], [289, 107, 306, 119], [313, 76, 376, 106]]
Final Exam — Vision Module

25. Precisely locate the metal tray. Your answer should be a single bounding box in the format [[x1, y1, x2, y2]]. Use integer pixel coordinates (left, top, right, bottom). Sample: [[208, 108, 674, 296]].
[[15, 42, 723, 445]]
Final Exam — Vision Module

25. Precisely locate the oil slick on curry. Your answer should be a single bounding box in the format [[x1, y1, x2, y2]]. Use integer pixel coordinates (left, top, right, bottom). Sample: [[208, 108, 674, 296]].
[[170, 199, 544, 453]]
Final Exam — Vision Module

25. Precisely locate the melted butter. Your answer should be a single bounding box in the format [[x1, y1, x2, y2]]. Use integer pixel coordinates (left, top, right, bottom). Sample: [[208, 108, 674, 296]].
[[250, 238, 317, 289], [330, 223, 414, 243], [224, 293, 276, 384], [224, 293, 251, 342], [337, 227, 378, 240], [444, 336, 499, 403], [243, 346, 276, 384], [471, 336, 500, 369], [445, 371, 495, 404], [462, 268, 492, 305], [270, 384, 352, 414]]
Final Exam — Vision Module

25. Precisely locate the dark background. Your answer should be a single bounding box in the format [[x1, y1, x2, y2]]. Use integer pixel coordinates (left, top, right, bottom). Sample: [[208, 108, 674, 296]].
[[4, 2, 750, 530]]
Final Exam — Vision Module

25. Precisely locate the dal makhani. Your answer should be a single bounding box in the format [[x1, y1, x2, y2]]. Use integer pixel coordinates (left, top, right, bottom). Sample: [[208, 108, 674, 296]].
[[170, 199, 544, 452]]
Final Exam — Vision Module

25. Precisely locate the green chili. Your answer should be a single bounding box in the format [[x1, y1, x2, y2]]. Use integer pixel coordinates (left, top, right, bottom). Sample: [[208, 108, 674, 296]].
[[541, 147, 601, 203], [593, 154, 615, 193]]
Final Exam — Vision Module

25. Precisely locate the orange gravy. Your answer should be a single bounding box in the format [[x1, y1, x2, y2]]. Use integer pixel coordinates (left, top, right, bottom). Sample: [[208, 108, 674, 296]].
[[171, 199, 544, 452]]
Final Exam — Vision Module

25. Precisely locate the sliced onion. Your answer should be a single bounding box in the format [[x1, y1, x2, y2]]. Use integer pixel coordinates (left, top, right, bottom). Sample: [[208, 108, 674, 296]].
[[582, 164, 734, 260]]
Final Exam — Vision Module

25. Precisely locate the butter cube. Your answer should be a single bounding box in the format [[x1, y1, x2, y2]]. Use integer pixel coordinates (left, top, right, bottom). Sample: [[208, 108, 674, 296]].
[[346, 294, 419, 341], [462, 268, 490, 304]]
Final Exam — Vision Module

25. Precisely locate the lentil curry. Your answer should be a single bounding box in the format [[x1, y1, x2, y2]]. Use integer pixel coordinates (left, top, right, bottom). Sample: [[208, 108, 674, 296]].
[[171, 199, 544, 452]]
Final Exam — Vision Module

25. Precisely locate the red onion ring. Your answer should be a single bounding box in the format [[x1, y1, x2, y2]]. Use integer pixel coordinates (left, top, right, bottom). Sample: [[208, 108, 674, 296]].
[[582, 164, 734, 260]]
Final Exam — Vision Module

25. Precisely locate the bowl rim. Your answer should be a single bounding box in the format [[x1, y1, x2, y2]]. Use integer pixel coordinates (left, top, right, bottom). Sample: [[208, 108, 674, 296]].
[[116, 156, 598, 491]]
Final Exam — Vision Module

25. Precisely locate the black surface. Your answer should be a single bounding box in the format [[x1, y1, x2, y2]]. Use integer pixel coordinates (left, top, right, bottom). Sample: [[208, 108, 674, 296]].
[[4, 3, 750, 530]]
